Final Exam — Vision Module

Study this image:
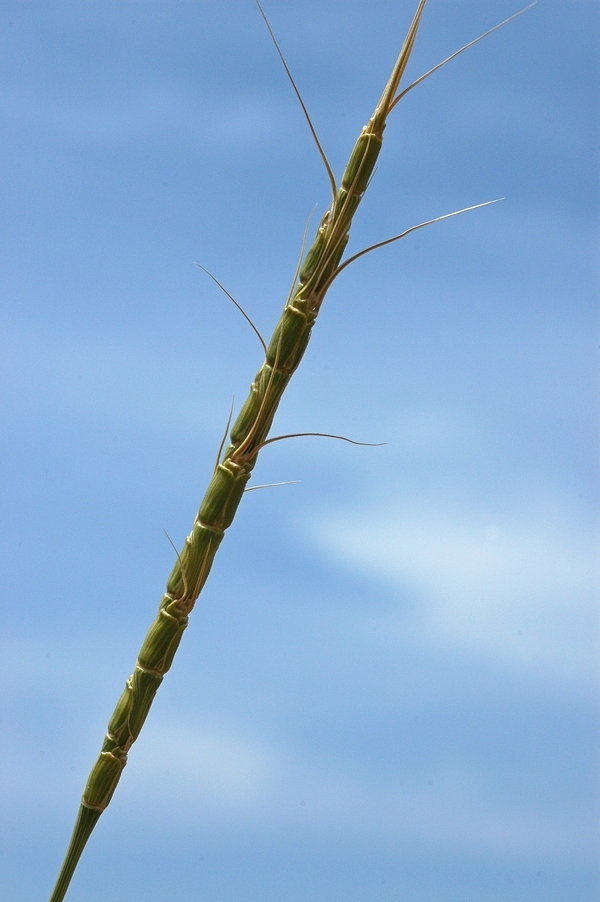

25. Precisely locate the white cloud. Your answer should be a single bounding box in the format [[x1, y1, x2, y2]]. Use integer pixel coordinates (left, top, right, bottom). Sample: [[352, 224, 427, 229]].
[[314, 502, 599, 680]]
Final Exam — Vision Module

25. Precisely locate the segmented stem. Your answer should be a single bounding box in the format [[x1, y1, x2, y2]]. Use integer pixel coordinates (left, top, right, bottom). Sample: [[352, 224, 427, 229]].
[[48, 1, 525, 897]]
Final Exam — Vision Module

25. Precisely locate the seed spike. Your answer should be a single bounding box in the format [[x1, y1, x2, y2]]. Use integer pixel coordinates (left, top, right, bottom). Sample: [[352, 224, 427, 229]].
[[47, 3, 521, 897]]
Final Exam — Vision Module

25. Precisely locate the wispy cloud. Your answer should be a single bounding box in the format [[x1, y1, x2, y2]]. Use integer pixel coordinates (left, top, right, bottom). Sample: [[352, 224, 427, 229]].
[[314, 500, 598, 681]]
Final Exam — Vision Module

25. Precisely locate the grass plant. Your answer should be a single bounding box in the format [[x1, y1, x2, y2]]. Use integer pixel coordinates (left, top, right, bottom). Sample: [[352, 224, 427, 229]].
[[47, 2, 533, 899]]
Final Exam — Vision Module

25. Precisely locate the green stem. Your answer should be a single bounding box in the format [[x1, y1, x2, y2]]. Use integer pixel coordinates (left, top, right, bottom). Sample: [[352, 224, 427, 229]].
[[48, 807, 101, 902], [48, 3, 429, 899]]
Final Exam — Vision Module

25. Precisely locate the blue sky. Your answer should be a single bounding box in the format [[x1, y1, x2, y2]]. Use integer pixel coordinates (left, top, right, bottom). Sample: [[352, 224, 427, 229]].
[[1, 1, 598, 900]]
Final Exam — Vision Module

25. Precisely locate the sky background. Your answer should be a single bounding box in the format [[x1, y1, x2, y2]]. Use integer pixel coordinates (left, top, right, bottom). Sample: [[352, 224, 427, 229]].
[[1, 1, 598, 900]]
